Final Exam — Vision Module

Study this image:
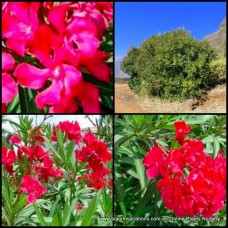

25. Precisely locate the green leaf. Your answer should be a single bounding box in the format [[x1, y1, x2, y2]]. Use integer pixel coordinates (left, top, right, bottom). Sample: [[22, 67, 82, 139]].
[[33, 204, 47, 226], [49, 198, 60, 217], [18, 86, 30, 113], [51, 214, 59, 226], [56, 130, 67, 166], [213, 136, 220, 158], [63, 198, 78, 226], [17, 199, 47, 218], [13, 194, 26, 215], [45, 140, 62, 160], [81, 191, 101, 226], [131, 141, 145, 191], [7, 95, 20, 113], [66, 141, 75, 162], [2, 207, 11, 226], [127, 169, 139, 179], [2, 173, 13, 215], [134, 180, 156, 216], [114, 134, 135, 150]]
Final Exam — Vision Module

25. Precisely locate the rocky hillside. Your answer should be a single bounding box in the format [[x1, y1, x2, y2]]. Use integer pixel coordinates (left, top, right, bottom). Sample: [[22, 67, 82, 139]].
[[204, 18, 226, 56]]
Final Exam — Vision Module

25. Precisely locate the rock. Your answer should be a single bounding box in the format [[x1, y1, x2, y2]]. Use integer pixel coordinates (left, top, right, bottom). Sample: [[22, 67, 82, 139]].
[[204, 18, 226, 56]]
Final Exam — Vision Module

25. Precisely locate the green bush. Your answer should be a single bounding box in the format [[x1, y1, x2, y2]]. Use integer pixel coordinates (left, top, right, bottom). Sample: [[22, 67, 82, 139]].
[[122, 29, 217, 100], [210, 57, 226, 83], [127, 75, 141, 92]]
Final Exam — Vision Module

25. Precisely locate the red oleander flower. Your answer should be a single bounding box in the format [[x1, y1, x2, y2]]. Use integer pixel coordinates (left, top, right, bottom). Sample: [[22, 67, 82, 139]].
[[91, 141, 112, 162], [143, 146, 166, 178], [83, 132, 97, 145], [52, 121, 81, 143], [74, 128, 111, 189], [2, 147, 16, 174], [9, 133, 22, 144], [20, 175, 46, 203], [143, 120, 226, 218], [174, 120, 191, 144], [75, 204, 84, 210], [35, 155, 64, 182], [29, 128, 45, 143]]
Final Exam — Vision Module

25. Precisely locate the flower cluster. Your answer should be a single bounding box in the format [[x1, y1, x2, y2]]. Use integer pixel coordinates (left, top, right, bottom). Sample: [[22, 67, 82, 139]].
[[50, 121, 112, 189], [75, 131, 112, 189], [2, 120, 112, 204], [52, 120, 81, 143], [2, 2, 113, 113], [3, 130, 64, 203], [143, 121, 226, 218]]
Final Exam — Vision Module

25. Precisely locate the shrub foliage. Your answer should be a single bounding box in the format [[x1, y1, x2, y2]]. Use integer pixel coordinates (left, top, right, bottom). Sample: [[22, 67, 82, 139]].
[[121, 29, 218, 100], [210, 57, 226, 83]]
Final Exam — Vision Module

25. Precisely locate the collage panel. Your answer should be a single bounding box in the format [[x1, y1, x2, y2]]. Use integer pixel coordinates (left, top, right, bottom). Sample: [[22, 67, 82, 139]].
[[2, 115, 113, 226], [114, 115, 226, 226], [115, 2, 226, 113], [2, 2, 113, 114], [1, 1, 228, 227]]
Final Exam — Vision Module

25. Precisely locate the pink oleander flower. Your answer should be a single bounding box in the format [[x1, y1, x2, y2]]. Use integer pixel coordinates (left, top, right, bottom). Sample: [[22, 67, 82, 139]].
[[2, 2, 113, 113], [20, 175, 46, 203], [2, 2, 40, 55], [2, 52, 18, 111]]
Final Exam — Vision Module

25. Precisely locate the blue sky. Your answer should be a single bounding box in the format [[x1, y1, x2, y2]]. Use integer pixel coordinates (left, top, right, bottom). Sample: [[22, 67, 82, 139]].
[[115, 2, 226, 56]]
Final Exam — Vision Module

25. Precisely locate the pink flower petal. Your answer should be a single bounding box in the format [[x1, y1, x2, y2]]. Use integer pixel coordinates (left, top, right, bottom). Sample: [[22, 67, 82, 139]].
[[35, 79, 63, 109], [14, 63, 49, 89], [62, 64, 82, 95], [2, 73, 18, 104], [67, 17, 98, 37], [74, 33, 100, 56], [2, 53, 15, 70]]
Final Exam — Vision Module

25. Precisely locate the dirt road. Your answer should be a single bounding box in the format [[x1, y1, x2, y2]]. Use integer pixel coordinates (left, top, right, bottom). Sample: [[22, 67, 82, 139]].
[[115, 84, 226, 113]]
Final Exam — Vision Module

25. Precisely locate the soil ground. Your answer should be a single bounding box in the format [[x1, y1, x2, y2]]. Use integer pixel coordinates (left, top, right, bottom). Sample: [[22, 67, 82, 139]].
[[115, 84, 226, 113]]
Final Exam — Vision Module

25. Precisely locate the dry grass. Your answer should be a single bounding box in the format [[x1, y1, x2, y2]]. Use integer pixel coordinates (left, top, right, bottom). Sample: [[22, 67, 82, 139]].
[[115, 84, 226, 113]]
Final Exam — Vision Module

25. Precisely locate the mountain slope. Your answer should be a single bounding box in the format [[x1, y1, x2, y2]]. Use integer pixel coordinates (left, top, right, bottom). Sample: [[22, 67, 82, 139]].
[[204, 18, 226, 56], [115, 56, 130, 78]]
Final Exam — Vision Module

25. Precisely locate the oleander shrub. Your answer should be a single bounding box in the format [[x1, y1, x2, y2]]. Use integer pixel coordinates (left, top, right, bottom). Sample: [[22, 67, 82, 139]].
[[121, 29, 218, 100], [2, 115, 113, 226], [210, 57, 226, 83], [121, 47, 141, 92], [114, 115, 226, 226]]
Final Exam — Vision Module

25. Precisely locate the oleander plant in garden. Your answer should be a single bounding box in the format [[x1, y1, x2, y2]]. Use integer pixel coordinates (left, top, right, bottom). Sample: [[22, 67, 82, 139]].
[[2, 115, 113, 226], [114, 115, 226, 226], [2, 2, 113, 113]]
